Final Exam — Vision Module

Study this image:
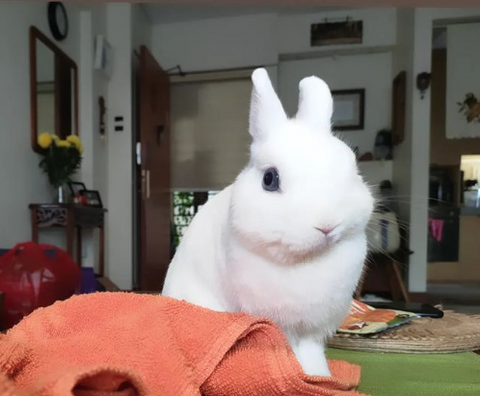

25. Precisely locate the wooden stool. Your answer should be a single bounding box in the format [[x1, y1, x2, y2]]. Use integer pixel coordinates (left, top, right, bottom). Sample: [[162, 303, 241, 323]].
[[356, 252, 410, 302]]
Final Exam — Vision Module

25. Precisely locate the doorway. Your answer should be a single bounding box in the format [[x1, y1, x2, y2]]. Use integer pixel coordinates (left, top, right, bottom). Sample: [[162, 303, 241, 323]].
[[427, 24, 480, 309], [132, 46, 172, 292]]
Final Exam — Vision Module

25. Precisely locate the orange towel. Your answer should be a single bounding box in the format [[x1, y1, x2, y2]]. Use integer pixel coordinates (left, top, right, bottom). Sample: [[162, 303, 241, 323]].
[[0, 292, 370, 396]]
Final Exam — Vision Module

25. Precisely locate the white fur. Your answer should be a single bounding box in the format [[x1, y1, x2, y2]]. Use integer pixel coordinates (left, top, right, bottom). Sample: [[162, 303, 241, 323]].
[[163, 68, 374, 377]]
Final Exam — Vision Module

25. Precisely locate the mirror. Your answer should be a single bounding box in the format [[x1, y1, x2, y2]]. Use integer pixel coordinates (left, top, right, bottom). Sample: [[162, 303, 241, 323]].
[[30, 27, 78, 152]]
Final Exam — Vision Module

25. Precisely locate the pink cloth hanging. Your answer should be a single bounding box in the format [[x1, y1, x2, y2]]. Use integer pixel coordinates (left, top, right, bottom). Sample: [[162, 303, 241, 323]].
[[429, 218, 444, 242]]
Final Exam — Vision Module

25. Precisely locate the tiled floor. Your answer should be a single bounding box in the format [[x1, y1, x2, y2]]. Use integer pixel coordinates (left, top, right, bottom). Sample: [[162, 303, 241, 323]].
[[428, 282, 480, 314]]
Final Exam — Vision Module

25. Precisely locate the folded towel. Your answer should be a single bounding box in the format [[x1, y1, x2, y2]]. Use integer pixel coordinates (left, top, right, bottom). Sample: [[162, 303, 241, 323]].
[[0, 292, 369, 396]]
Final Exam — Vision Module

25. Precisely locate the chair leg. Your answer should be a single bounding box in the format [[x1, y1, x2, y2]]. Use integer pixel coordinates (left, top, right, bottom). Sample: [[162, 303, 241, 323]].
[[386, 260, 410, 302], [354, 263, 368, 299]]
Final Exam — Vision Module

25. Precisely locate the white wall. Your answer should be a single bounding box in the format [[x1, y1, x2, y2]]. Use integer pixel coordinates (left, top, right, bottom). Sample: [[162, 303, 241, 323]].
[[0, 1, 80, 249], [132, 4, 152, 52], [78, 3, 108, 270], [151, 13, 278, 71], [151, 7, 397, 186], [105, 3, 134, 289], [279, 52, 392, 156]]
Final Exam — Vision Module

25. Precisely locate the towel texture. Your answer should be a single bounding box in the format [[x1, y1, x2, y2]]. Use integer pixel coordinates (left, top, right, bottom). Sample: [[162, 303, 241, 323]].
[[0, 292, 368, 396]]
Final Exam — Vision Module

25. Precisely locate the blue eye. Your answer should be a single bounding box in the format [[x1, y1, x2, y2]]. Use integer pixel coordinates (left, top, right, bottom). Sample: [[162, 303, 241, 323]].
[[262, 168, 280, 192]]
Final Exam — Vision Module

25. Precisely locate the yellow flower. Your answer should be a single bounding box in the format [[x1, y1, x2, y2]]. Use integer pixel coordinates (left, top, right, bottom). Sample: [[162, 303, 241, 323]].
[[57, 140, 71, 148], [38, 133, 53, 149], [67, 135, 83, 153]]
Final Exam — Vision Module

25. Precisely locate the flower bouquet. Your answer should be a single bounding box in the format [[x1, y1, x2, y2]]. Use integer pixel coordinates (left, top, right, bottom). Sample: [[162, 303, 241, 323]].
[[37, 133, 83, 202]]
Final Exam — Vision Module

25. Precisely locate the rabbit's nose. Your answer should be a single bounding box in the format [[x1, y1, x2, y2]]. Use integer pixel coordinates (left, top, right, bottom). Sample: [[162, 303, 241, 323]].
[[314, 224, 339, 236]]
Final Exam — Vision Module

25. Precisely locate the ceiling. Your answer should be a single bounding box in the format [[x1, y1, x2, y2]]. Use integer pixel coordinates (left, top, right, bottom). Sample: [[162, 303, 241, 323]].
[[142, 4, 348, 24]]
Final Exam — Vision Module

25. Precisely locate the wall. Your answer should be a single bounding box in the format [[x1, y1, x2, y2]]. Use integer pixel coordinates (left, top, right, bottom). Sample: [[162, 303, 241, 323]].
[[78, 3, 109, 270], [151, 7, 397, 190], [430, 49, 480, 167], [152, 8, 397, 73], [0, 1, 80, 249], [132, 4, 152, 52], [279, 52, 392, 156], [105, 3, 135, 290], [445, 22, 480, 140], [151, 13, 278, 72]]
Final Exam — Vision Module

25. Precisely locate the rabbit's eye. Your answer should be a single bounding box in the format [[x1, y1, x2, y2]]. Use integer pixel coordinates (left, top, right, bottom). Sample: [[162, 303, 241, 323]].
[[262, 168, 280, 192]]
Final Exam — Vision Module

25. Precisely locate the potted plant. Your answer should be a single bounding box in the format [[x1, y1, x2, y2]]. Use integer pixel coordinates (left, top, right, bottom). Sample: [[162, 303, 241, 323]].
[[37, 133, 83, 203]]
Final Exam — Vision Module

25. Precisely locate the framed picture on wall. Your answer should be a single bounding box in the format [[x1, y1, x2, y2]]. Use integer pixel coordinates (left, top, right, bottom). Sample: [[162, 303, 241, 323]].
[[331, 89, 365, 131]]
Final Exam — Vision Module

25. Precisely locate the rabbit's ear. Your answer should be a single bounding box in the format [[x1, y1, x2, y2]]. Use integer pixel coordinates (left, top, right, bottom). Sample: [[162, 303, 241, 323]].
[[296, 76, 333, 133], [249, 68, 287, 141]]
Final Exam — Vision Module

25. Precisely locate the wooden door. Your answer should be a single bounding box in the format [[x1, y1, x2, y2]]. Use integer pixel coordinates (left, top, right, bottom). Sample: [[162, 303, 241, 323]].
[[137, 46, 171, 291]]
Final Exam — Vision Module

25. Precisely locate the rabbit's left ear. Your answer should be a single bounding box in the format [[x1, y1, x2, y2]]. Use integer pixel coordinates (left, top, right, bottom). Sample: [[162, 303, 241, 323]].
[[249, 68, 287, 141], [296, 76, 333, 133]]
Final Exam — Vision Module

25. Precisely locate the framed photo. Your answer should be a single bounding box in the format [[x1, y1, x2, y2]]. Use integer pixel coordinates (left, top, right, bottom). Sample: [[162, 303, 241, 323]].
[[68, 181, 86, 196], [80, 190, 103, 208], [331, 89, 365, 131]]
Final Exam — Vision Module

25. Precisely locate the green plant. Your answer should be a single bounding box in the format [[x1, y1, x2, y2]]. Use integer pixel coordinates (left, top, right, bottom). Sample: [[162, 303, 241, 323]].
[[172, 192, 195, 247], [37, 133, 83, 188]]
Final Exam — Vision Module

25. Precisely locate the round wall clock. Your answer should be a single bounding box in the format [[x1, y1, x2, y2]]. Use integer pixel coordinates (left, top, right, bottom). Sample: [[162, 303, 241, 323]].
[[48, 2, 68, 41]]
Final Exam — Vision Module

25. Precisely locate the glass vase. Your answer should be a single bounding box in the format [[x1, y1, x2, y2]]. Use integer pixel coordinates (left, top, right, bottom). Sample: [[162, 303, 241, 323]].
[[54, 185, 68, 204]]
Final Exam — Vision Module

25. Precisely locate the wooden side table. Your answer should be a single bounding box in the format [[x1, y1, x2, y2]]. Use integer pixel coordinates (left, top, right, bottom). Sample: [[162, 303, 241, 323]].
[[29, 204, 106, 276], [356, 251, 410, 302]]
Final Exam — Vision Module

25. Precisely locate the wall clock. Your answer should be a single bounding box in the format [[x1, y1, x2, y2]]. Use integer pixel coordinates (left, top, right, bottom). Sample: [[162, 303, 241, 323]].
[[48, 2, 68, 41]]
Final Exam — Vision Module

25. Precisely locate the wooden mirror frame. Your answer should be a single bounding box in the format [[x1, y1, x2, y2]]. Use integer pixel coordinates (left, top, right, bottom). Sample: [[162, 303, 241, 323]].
[[30, 26, 78, 152]]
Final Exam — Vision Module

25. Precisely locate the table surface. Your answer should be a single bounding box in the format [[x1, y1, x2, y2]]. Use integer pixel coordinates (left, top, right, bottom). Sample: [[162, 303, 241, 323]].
[[327, 348, 480, 396]]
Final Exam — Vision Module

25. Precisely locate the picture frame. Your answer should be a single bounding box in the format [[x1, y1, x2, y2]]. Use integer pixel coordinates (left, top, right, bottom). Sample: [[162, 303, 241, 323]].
[[311, 19, 363, 47], [67, 181, 86, 196], [392, 71, 406, 145], [331, 89, 365, 131], [80, 190, 103, 208]]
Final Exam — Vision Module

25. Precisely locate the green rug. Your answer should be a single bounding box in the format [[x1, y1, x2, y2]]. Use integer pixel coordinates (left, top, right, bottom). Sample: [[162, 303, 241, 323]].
[[327, 348, 480, 396]]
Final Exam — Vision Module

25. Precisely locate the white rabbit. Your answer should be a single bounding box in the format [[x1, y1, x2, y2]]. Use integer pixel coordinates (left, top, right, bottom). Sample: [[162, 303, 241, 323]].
[[163, 68, 374, 377]]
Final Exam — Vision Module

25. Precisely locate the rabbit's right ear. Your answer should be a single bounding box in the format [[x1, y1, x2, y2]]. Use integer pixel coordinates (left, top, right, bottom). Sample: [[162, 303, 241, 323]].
[[249, 68, 287, 141]]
